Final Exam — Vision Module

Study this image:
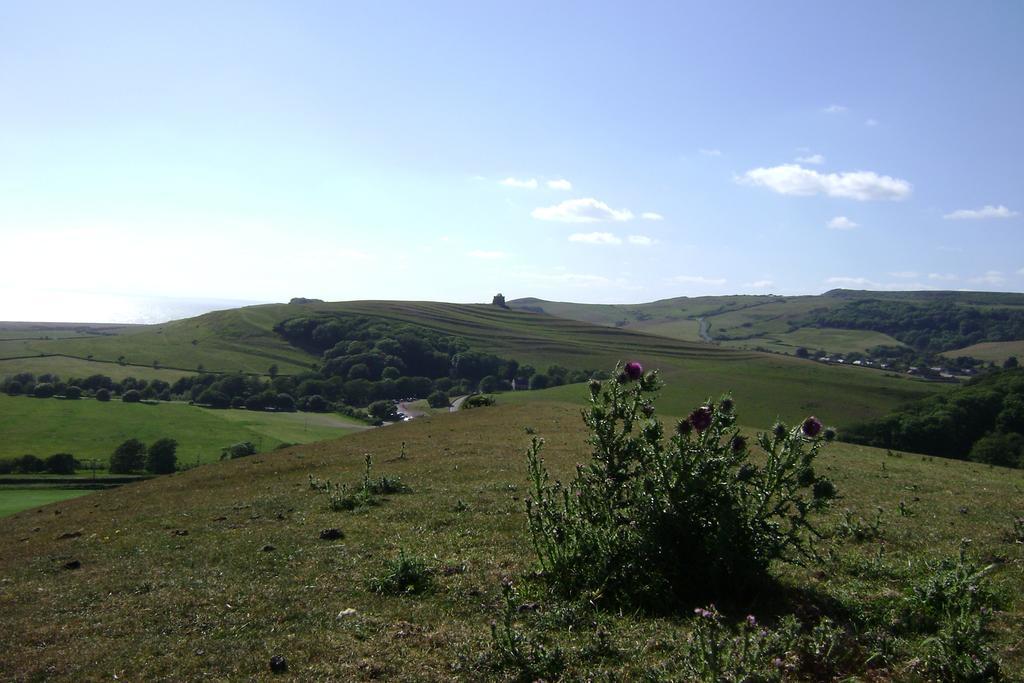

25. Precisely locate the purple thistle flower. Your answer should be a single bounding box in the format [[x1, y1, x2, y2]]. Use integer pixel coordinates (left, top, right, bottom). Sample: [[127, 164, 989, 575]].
[[689, 406, 713, 432], [624, 361, 644, 381], [746, 615, 757, 627], [802, 416, 823, 438]]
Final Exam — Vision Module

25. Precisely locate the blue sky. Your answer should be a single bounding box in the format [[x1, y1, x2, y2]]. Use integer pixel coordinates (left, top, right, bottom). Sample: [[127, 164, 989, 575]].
[[1, 1, 1022, 321]]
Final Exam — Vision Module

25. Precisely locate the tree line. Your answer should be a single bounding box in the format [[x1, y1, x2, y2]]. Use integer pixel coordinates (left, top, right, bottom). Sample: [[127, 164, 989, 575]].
[[843, 366, 1024, 468]]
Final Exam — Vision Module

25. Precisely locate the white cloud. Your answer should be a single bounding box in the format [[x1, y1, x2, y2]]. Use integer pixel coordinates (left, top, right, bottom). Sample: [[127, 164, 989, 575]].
[[699, 148, 722, 157], [467, 250, 508, 260], [865, 118, 879, 127], [739, 164, 912, 201], [827, 216, 859, 230], [745, 280, 774, 288], [500, 177, 538, 189], [547, 178, 572, 191], [795, 153, 825, 165], [568, 232, 623, 245], [627, 235, 657, 246], [823, 104, 848, 113], [641, 212, 664, 221], [969, 270, 1006, 285], [928, 273, 958, 281], [943, 205, 1019, 220], [670, 275, 727, 285], [890, 271, 919, 278], [532, 198, 634, 223]]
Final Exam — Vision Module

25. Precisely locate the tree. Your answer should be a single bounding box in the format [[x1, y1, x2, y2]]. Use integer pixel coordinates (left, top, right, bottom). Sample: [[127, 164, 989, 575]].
[[33, 382, 55, 398], [381, 366, 401, 380], [427, 390, 450, 409], [5, 380, 23, 396], [529, 374, 551, 390], [197, 389, 230, 408], [275, 393, 297, 412], [368, 400, 399, 421], [46, 453, 77, 475], [969, 432, 1023, 468], [12, 454, 46, 473], [122, 389, 142, 403], [95, 388, 111, 402], [110, 439, 147, 473], [302, 394, 329, 412], [146, 438, 178, 474], [1004, 356, 1019, 369], [478, 375, 500, 393], [492, 293, 508, 308], [63, 385, 82, 400], [795, 347, 810, 359], [268, 364, 279, 378]]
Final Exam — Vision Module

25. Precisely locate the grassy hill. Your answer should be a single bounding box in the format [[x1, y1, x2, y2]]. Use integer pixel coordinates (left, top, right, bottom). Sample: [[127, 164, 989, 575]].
[[944, 340, 1024, 365], [0, 394, 367, 467], [509, 289, 1024, 356], [1, 300, 948, 430], [1, 400, 1021, 680]]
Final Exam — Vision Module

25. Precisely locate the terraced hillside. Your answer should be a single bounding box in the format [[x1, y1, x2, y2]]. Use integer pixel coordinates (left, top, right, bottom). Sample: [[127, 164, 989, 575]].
[[510, 289, 1024, 357], [1, 300, 947, 428]]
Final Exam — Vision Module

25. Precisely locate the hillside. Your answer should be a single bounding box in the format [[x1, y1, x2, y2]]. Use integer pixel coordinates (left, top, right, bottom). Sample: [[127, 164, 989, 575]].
[[509, 290, 1024, 357], [0, 300, 949, 429], [1, 400, 1022, 680]]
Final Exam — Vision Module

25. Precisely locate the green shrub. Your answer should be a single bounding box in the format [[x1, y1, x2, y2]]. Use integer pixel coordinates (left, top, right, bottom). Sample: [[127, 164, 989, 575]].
[[370, 549, 432, 595], [524, 363, 837, 608], [462, 394, 495, 409], [221, 441, 257, 459]]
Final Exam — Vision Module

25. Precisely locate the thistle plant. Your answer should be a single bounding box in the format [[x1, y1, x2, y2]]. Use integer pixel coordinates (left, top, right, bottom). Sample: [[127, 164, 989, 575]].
[[525, 362, 837, 607]]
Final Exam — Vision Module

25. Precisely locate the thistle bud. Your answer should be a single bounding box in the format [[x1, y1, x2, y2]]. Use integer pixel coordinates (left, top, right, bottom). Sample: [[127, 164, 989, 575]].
[[801, 416, 823, 438], [689, 406, 713, 432], [624, 361, 643, 381], [676, 419, 693, 436], [772, 422, 788, 439]]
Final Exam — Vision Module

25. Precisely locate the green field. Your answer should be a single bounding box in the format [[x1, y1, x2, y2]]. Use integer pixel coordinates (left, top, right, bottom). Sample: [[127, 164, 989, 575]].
[[1, 399, 1021, 679], [721, 327, 906, 355], [944, 340, 1024, 365], [0, 394, 368, 466], [509, 290, 1024, 358], [0, 487, 95, 517], [1, 300, 951, 437]]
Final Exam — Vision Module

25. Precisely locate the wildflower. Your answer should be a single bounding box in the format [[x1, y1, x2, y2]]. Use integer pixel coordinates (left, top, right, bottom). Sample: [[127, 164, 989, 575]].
[[624, 361, 644, 381], [689, 406, 713, 432], [746, 614, 757, 627], [588, 379, 602, 396], [676, 419, 693, 436], [730, 435, 747, 452], [773, 657, 784, 668], [801, 416, 823, 438], [772, 421, 788, 439], [719, 398, 734, 413]]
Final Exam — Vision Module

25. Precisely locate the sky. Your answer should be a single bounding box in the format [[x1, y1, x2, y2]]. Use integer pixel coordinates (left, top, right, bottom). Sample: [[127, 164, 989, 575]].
[[1, 1, 1022, 322]]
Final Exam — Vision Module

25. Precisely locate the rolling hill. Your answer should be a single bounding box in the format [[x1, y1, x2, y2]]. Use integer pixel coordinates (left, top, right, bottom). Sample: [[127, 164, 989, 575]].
[[1, 300, 949, 429], [509, 289, 1024, 357]]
